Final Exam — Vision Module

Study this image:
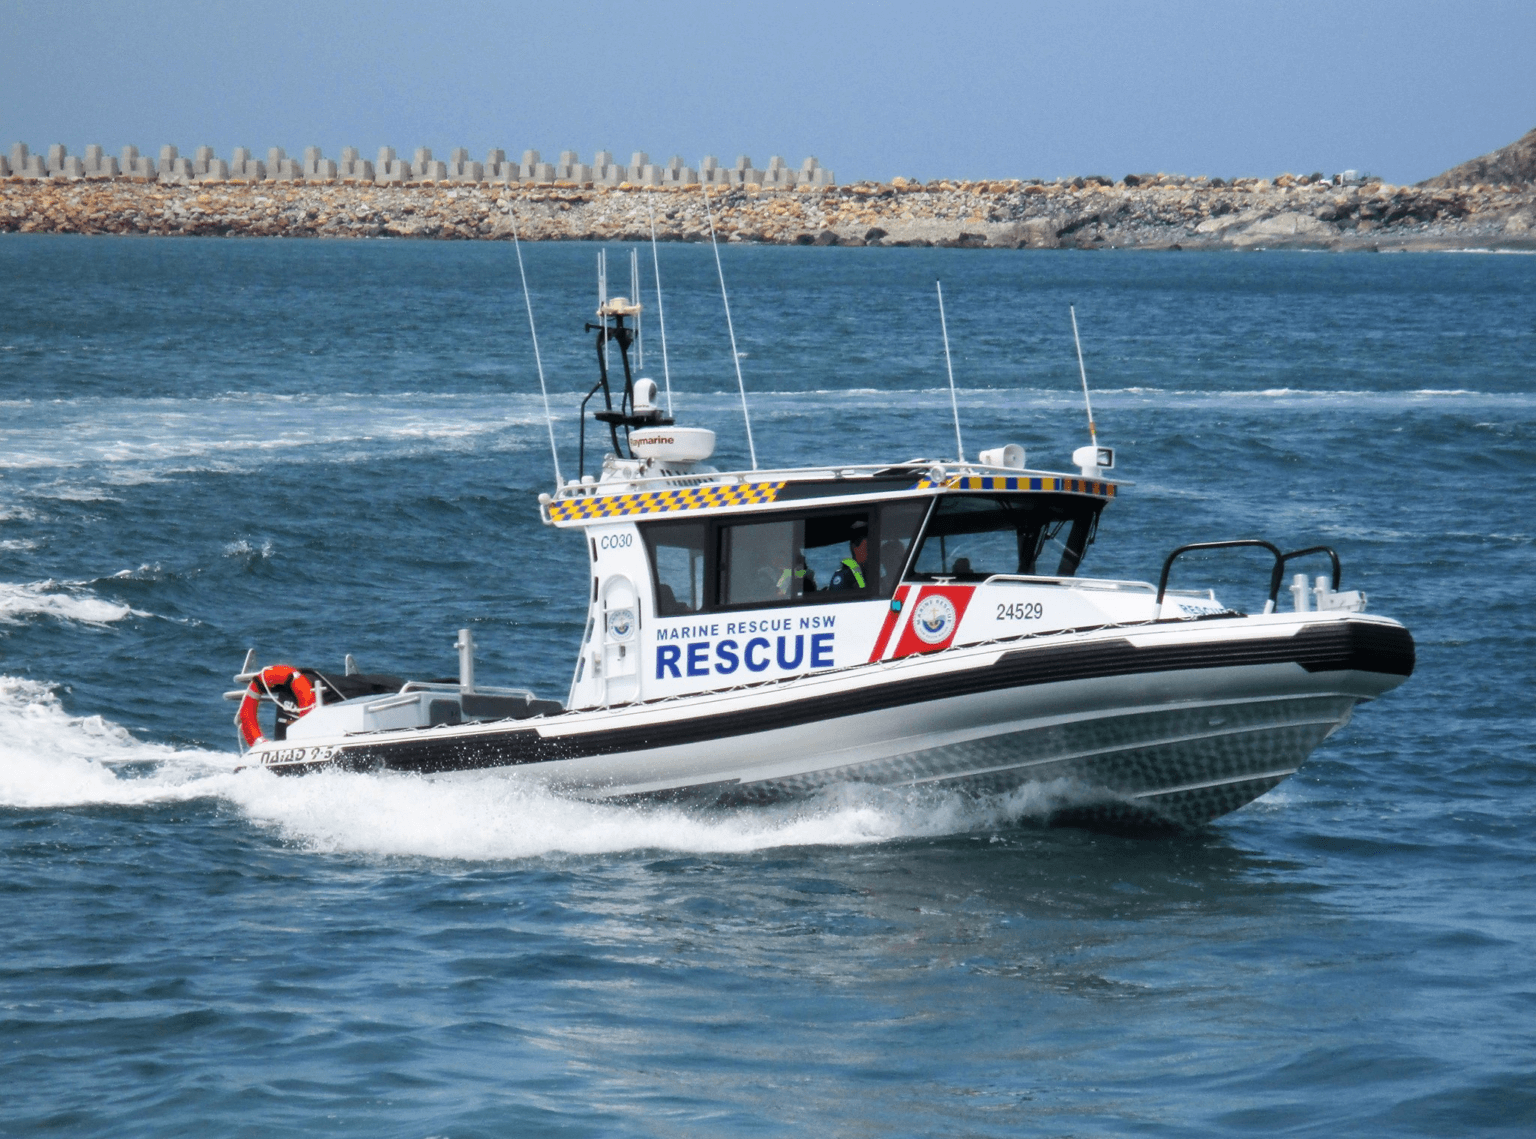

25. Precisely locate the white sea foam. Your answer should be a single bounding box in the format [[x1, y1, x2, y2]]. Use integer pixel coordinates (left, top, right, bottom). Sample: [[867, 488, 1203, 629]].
[[0, 673, 1067, 858], [707, 385, 1534, 406], [26, 481, 119, 503], [1437, 247, 1536, 255], [0, 391, 554, 480], [227, 770, 1070, 861], [0, 580, 139, 626], [223, 539, 275, 559], [2, 387, 1529, 505], [0, 676, 234, 809]]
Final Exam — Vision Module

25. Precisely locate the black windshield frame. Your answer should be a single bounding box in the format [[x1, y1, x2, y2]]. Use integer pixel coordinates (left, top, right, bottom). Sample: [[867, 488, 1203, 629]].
[[906, 493, 1103, 582]]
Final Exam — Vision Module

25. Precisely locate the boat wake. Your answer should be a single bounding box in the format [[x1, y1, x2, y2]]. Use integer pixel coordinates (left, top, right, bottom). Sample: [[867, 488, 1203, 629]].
[[228, 772, 1076, 860], [0, 674, 1079, 858], [0, 675, 233, 809]]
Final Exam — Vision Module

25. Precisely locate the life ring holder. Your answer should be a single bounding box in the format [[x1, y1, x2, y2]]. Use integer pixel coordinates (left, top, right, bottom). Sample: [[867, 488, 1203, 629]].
[[236, 664, 317, 749]]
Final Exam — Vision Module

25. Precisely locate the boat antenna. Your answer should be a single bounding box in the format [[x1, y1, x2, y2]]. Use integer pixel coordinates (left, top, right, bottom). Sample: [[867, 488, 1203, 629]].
[[509, 209, 563, 487], [702, 183, 758, 469], [936, 281, 965, 463], [644, 196, 675, 416], [597, 249, 610, 383], [1070, 304, 1097, 450], [630, 247, 643, 369]]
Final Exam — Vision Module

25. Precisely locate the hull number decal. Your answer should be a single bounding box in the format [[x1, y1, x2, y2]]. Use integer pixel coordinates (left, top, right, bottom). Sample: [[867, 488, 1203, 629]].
[[997, 602, 1044, 621]]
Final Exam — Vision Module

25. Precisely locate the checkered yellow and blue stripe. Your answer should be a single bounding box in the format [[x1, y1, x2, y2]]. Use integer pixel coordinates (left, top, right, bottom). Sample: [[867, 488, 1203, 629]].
[[914, 474, 1116, 497], [546, 481, 787, 523]]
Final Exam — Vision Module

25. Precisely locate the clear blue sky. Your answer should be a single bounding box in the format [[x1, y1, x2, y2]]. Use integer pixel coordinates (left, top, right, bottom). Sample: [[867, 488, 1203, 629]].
[[4, 0, 1533, 185]]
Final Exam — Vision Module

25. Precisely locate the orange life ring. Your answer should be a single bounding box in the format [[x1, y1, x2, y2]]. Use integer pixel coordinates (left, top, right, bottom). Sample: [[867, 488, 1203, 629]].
[[237, 664, 317, 748]]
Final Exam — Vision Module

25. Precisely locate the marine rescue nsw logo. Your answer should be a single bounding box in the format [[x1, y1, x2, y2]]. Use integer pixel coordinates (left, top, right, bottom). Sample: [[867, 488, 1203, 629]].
[[912, 595, 958, 644], [608, 609, 636, 640]]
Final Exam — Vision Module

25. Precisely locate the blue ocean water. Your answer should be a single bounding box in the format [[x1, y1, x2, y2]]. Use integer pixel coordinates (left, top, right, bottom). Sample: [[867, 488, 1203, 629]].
[[1, 234, 1533, 1136]]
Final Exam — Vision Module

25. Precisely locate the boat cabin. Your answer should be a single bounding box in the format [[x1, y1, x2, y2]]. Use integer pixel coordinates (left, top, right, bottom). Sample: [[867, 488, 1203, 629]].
[[545, 462, 1226, 710]]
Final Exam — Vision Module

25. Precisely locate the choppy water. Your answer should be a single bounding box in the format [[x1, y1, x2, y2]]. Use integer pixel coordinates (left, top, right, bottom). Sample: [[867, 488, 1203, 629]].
[[1, 235, 1533, 1136]]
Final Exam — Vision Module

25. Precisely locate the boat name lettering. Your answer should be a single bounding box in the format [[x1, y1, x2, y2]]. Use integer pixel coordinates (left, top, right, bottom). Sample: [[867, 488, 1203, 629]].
[[598, 533, 634, 550], [717, 614, 836, 636], [655, 633, 835, 679], [724, 617, 789, 635], [656, 624, 720, 641], [261, 745, 336, 766]]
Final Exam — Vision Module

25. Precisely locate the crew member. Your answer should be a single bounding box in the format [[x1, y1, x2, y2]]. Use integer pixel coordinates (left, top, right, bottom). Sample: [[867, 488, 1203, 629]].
[[776, 555, 816, 596], [829, 521, 870, 591]]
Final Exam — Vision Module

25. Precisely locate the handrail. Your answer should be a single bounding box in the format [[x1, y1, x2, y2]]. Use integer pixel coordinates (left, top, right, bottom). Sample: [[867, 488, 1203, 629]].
[[979, 573, 1158, 593], [1277, 545, 1341, 591], [1156, 539, 1285, 611], [400, 681, 537, 698]]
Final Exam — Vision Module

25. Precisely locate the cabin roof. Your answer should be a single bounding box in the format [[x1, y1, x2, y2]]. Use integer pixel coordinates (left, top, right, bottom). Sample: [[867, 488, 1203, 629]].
[[541, 463, 1117, 527]]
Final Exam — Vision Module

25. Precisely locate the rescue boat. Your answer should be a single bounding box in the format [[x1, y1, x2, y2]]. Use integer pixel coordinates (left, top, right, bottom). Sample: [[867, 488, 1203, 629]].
[[227, 281, 1413, 828]]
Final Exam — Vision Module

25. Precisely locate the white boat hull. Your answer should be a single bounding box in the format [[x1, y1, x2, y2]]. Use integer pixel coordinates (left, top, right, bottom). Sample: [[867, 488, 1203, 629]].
[[250, 612, 1413, 827]]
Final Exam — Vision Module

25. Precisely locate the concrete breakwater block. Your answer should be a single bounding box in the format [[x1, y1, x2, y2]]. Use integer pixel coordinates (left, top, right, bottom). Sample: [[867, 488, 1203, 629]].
[[81, 145, 118, 178], [4, 140, 835, 187], [124, 150, 156, 179], [376, 147, 411, 183]]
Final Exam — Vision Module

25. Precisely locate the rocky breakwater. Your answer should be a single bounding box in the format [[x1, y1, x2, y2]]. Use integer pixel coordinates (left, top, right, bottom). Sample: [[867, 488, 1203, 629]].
[[3, 173, 1533, 249]]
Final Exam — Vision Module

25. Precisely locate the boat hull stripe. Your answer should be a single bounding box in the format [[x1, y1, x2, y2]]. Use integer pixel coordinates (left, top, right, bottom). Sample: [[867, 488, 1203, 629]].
[[914, 475, 1116, 497], [868, 585, 911, 661], [546, 481, 787, 523]]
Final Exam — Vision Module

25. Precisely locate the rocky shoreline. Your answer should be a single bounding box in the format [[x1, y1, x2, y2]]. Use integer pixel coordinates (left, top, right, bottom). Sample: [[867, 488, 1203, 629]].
[[3, 174, 1534, 250]]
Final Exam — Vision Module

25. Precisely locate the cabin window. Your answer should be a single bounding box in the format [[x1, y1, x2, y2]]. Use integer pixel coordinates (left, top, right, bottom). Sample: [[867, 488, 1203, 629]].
[[908, 494, 1102, 581], [643, 499, 933, 615], [877, 499, 929, 594], [720, 518, 803, 606], [715, 512, 872, 610], [645, 520, 707, 615], [718, 510, 873, 607]]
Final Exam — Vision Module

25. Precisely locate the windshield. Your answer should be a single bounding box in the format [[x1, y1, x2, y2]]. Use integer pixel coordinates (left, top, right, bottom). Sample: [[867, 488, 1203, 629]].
[[908, 494, 1101, 581], [641, 498, 933, 616]]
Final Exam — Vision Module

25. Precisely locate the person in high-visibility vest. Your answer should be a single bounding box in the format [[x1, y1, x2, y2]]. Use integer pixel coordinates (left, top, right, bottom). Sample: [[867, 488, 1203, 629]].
[[776, 555, 816, 596], [829, 521, 870, 591]]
